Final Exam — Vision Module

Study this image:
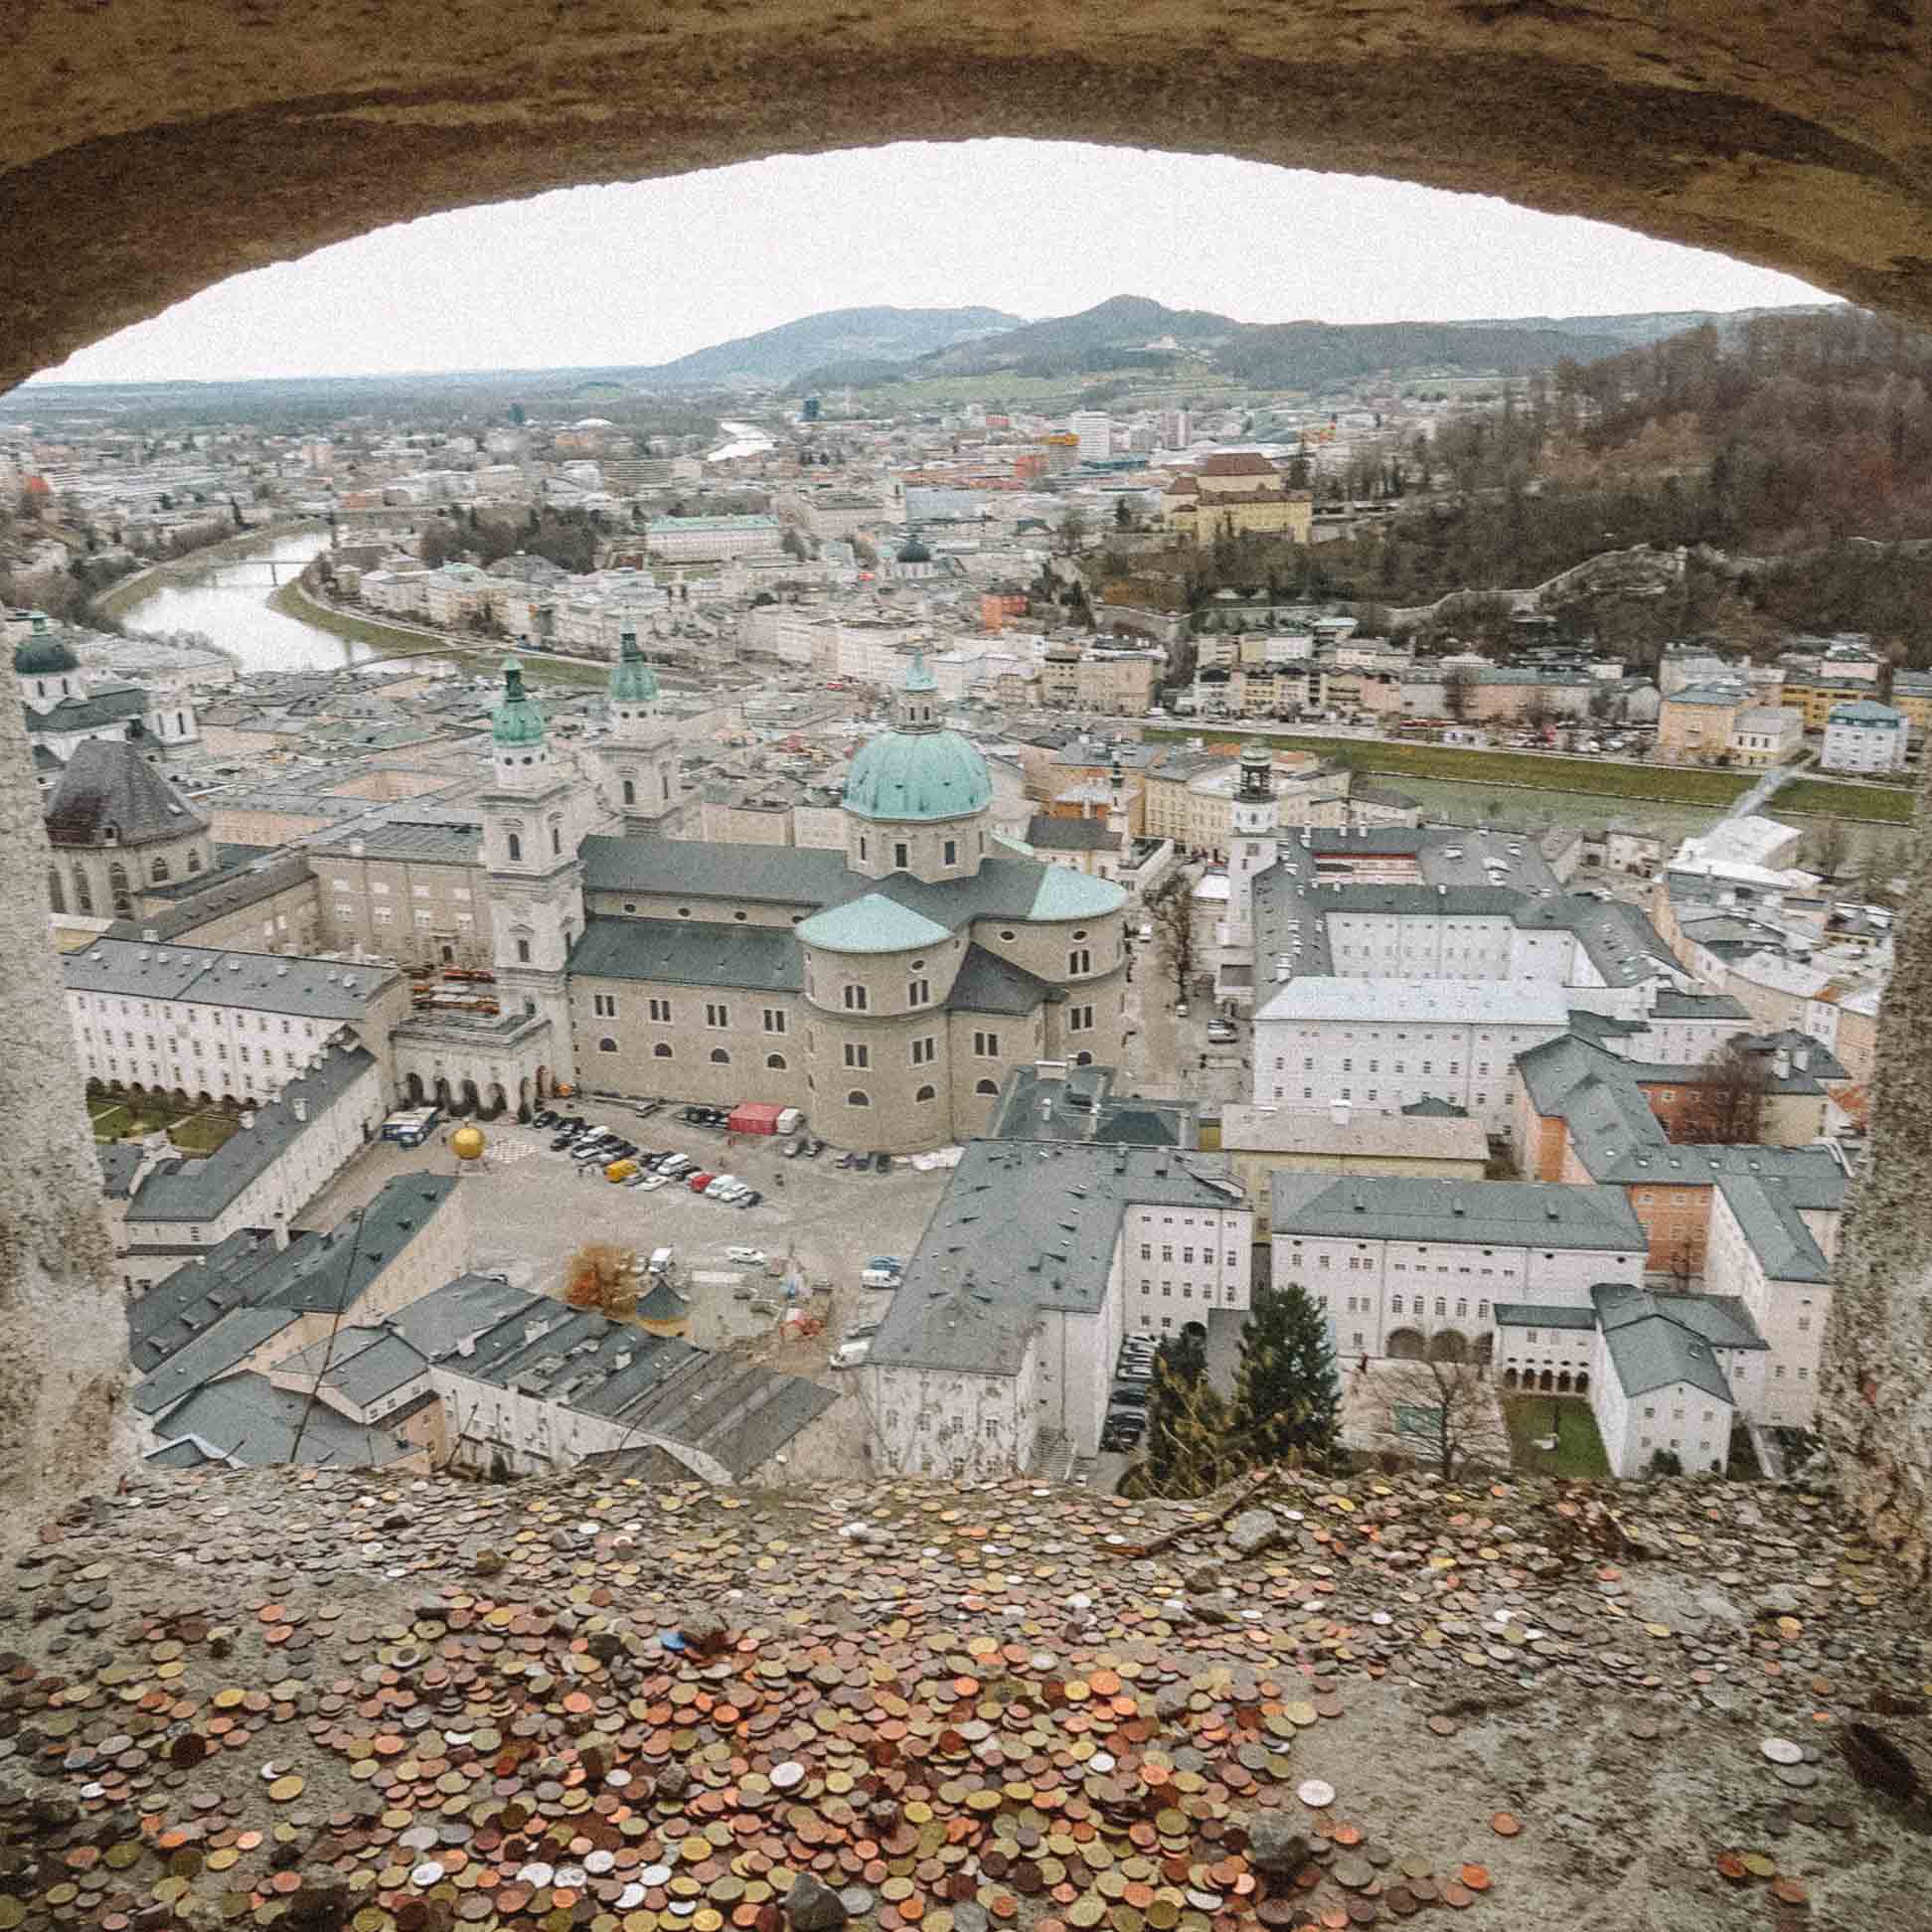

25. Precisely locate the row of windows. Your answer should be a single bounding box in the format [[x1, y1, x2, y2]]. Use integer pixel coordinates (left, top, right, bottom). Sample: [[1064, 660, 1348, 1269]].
[[48, 851, 204, 917], [1139, 1244, 1241, 1265]]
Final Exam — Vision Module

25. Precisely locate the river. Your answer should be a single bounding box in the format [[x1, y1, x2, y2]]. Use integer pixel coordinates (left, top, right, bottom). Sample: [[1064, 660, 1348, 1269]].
[[117, 530, 369, 674], [707, 418, 775, 463]]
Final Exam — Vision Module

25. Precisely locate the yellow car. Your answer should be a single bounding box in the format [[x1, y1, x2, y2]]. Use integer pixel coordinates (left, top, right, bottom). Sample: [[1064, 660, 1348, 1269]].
[[604, 1159, 639, 1184]]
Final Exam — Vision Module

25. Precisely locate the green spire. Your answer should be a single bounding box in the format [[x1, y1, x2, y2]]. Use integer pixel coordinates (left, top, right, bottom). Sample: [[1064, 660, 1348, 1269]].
[[491, 656, 547, 747], [901, 647, 937, 694], [610, 628, 659, 707]]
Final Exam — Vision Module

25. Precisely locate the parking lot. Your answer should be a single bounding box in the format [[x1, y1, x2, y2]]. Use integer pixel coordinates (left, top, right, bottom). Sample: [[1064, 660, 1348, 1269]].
[[300, 1107, 952, 1395]]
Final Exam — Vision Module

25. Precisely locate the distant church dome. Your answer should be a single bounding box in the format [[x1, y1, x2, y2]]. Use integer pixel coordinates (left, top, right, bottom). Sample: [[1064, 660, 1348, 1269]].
[[15, 631, 79, 677], [896, 533, 933, 564], [845, 652, 991, 823], [491, 657, 547, 747]]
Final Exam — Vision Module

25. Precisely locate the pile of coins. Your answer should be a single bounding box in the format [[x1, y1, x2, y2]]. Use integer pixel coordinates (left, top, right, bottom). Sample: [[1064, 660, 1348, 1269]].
[[0, 1463, 1924, 1928]]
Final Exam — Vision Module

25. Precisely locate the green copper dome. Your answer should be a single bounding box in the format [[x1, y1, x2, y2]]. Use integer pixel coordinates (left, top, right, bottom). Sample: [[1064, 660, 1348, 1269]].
[[491, 658, 547, 747], [15, 631, 79, 677], [610, 630, 659, 706], [845, 726, 992, 822]]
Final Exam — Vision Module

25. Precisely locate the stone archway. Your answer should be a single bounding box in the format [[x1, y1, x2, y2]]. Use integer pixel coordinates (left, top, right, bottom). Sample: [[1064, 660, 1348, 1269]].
[[1426, 1331, 1470, 1365], [405, 1071, 425, 1106], [7, 4, 1932, 1541], [1385, 1328, 1425, 1362]]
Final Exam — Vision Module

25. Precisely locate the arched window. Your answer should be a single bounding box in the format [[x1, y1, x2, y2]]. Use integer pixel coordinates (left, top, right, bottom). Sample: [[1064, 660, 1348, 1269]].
[[551, 824, 561, 856], [46, 868, 64, 915], [847, 1089, 871, 1107], [72, 866, 91, 914], [150, 856, 170, 883], [710, 1047, 729, 1064], [187, 850, 203, 874], [1073, 1050, 1093, 1066], [107, 861, 132, 917], [653, 1043, 673, 1058], [622, 778, 636, 805], [914, 1084, 936, 1102], [598, 1036, 617, 1053], [175, 711, 186, 736], [507, 832, 522, 863], [766, 1052, 787, 1070], [975, 1078, 998, 1095]]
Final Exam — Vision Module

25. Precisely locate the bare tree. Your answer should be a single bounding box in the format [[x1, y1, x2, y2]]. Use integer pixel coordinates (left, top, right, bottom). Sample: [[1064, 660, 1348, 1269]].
[[1150, 879, 1198, 1000], [1056, 505, 1091, 560], [1804, 817, 1851, 881], [1678, 1038, 1771, 1145], [1377, 1349, 1510, 1480]]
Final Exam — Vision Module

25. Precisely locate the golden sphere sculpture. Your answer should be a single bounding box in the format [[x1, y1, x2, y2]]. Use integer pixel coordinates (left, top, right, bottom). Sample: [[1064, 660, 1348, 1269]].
[[451, 1124, 486, 1162]]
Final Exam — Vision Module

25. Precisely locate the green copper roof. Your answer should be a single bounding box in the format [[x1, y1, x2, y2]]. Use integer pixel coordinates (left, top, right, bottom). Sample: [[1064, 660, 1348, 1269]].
[[15, 631, 79, 676], [491, 658, 547, 747], [797, 893, 952, 954], [1026, 865, 1127, 919], [901, 648, 937, 694], [610, 630, 659, 706], [846, 726, 992, 823]]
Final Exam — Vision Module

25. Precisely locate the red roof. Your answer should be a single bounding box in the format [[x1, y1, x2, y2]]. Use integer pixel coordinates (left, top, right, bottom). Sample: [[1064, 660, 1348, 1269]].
[[22, 474, 50, 495], [1200, 453, 1278, 477]]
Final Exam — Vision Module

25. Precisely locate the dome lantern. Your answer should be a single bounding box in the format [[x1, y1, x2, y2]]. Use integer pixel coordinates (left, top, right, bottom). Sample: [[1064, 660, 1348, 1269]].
[[491, 656, 547, 748]]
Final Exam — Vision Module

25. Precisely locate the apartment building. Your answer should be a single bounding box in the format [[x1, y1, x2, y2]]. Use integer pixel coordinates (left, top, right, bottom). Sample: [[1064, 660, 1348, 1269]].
[[1821, 699, 1909, 772]]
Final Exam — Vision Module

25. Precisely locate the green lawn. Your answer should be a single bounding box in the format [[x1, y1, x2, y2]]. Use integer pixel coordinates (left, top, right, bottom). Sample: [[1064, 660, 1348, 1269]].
[[168, 1111, 241, 1155], [1776, 777, 1916, 825], [1140, 724, 1753, 807], [1503, 1392, 1612, 1478]]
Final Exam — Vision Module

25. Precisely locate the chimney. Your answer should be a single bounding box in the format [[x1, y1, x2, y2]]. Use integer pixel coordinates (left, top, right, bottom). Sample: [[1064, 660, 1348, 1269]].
[[1773, 1048, 1791, 1079], [350, 839, 365, 858], [241, 1111, 256, 1130], [141, 927, 159, 943], [293, 1098, 308, 1123], [1795, 1046, 1811, 1071]]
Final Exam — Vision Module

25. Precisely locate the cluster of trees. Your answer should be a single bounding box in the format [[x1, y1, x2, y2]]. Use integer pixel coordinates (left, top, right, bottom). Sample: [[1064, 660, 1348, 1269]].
[[420, 505, 605, 575], [1121, 1282, 1342, 1499]]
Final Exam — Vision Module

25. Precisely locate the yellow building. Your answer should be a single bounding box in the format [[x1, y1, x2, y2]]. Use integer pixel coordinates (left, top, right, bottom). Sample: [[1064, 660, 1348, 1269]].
[[1162, 453, 1313, 547], [1218, 1103, 1490, 1238], [1656, 681, 1748, 762], [1775, 675, 1871, 730]]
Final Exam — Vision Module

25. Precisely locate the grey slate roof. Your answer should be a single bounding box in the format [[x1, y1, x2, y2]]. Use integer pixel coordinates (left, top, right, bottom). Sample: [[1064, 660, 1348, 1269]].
[[274, 1325, 428, 1407], [108, 854, 315, 940], [1492, 1302, 1597, 1331], [947, 944, 1058, 1016], [44, 736, 207, 847], [64, 938, 399, 1018], [870, 1140, 1247, 1374], [568, 916, 803, 993], [1026, 815, 1120, 852], [123, 1048, 380, 1226], [1651, 991, 1752, 1020], [1592, 1284, 1765, 1404], [24, 686, 148, 739], [129, 1227, 291, 1372], [264, 1174, 459, 1315], [989, 1063, 1196, 1147], [147, 1371, 411, 1469], [1267, 1175, 1648, 1252], [131, 1305, 302, 1417], [1715, 1174, 1833, 1283]]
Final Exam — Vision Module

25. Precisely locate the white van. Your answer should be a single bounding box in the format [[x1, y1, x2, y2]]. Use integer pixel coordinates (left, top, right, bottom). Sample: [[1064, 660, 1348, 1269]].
[[646, 1246, 675, 1277]]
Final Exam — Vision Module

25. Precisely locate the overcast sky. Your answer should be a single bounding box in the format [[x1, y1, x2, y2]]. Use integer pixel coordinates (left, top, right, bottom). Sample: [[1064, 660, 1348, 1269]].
[[44, 141, 1829, 385]]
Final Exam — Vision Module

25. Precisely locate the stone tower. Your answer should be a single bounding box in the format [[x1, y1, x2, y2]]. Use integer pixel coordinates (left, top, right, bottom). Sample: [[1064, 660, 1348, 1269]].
[[480, 658, 582, 1087], [1227, 740, 1278, 939], [601, 629, 680, 836], [141, 687, 202, 764]]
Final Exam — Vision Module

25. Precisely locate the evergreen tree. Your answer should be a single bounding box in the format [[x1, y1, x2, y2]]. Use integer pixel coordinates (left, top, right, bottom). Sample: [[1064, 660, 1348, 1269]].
[[1129, 1330, 1236, 1498], [1232, 1283, 1341, 1468]]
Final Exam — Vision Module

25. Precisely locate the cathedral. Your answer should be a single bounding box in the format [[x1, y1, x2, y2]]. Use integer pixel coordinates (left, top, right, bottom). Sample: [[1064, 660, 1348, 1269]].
[[402, 639, 1132, 1153]]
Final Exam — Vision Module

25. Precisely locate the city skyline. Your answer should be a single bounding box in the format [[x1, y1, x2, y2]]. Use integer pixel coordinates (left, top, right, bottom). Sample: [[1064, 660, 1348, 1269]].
[[38, 141, 1828, 386]]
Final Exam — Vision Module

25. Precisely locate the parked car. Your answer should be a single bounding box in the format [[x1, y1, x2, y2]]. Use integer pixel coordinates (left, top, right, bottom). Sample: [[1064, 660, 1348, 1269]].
[[734, 1190, 763, 1209], [804, 1137, 825, 1159], [687, 1171, 718, 1193], [781, 1136, 805, 1159], [836, 1151, 862, 1170], [860, 1267, 901, 1290], [1207, 1021, 1238, 1045], [872, 1152, 892, 1174], [1109, 1384, 1151, 1408], [867, 1255, 903, 1273], [625, 1172, 669, 1191], [828, 1339, 872, 1369], [725, 1246, 768, 1267], [533, 1109, 558, 1129], [705, 1178, 745, 1201]]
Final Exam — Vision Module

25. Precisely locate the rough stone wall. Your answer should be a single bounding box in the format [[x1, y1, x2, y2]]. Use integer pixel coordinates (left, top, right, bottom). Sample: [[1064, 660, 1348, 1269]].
[[0, 667, 130, 1530], [9, 4, 1932, 389], [1821, 762, 1932, 1583]]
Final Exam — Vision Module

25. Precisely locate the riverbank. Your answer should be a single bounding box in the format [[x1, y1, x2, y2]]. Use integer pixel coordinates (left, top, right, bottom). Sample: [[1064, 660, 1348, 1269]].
[[269, 576, 613, 690], [92, 517, 327, 619], [1139, 724, 1911, 824]]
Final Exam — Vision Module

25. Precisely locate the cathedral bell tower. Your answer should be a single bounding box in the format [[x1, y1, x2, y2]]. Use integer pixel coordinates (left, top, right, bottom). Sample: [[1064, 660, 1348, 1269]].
[[480, 657, 583, 1087], [1226, 740, 1278, 940], [601, 629, 679, 835]]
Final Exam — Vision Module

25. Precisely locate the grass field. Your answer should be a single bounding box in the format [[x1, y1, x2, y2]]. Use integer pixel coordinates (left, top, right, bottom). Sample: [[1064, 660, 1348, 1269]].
[[270, 581, 610, 690], [1140, 724, 1755, 806], [1503, 1392, 1612, 1478], [1777, 777, 1916, 825], [89, 1093, 240, 1152]]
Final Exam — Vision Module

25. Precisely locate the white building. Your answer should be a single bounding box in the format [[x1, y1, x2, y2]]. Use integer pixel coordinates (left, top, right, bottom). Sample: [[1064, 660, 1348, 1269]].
[[1703, 1173, 1832, 1428], [1270, 1175, 1646, 1365], [864, 1140, 1252, 1477], [1585, 1285, 1761, 1476], [1068, 411, 1113, 466], [65, 938, 407, 1106], [1821, 699, 1909, 773], [1254, 977, 1571, 1134], [644, 515, 783, 563]]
